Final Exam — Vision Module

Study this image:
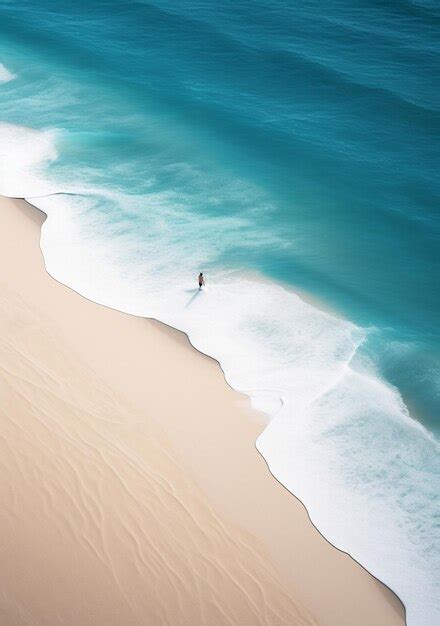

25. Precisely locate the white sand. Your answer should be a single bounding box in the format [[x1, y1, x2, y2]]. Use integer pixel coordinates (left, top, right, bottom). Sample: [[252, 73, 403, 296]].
[[0, 195, 405, 625]]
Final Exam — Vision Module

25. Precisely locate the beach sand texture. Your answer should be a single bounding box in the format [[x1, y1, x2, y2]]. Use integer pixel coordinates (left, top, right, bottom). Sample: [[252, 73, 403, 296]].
[[0, 196, 405, 625]]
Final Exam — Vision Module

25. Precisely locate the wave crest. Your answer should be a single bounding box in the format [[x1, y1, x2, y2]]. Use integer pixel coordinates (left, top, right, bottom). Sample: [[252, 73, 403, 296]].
[[0, 63, 16, 83]]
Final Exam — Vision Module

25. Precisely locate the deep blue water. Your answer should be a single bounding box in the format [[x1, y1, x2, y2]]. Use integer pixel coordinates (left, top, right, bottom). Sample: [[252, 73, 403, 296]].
[[0, 1, 439, 623]]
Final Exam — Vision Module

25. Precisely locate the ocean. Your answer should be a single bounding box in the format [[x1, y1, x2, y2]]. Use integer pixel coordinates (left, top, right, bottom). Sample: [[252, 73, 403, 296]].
[[0, 1, 438, 623]]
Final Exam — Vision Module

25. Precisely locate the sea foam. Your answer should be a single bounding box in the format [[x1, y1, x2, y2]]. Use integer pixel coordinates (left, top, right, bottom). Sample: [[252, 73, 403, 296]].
[[0, 123, 58, 197], [0, 63, 15, 83], [1, 123, 439, 626], [35, 189, 440, 626]]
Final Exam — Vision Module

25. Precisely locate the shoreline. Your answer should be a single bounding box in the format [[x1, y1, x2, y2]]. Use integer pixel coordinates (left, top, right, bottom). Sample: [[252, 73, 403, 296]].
[[0, 194, 405, 625]]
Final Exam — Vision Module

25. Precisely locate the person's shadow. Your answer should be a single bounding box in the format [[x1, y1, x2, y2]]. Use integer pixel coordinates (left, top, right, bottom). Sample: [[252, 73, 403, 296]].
[[184, 288, 202, 309]]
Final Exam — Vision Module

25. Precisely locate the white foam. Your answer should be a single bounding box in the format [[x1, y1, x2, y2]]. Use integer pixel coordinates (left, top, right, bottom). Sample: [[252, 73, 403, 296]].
[[37, 191, 440, 626], [0, 123, 59, 197], [0, 63, 15, 84]]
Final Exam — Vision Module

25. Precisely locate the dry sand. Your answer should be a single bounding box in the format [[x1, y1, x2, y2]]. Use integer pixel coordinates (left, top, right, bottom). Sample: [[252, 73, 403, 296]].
[[0, 195, 405, 625]]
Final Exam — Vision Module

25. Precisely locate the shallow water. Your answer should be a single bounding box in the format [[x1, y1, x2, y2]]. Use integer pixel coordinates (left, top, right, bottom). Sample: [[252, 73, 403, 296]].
[[0, 1, 439, 623]]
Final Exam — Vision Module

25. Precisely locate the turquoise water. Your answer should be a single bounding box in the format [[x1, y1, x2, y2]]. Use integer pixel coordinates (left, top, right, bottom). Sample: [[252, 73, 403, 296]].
[[0, 1, 439, 623]]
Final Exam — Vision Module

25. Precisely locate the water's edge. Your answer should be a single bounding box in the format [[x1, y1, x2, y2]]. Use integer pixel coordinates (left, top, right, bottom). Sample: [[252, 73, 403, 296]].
[[9, 193, 407, 623]]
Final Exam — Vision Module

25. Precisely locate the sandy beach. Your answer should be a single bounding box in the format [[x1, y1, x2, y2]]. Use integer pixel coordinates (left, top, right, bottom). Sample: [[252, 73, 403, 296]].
[[0, 194, 405, 625]]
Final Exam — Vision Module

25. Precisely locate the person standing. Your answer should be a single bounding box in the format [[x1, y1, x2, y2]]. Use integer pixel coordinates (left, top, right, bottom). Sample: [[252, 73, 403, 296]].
[[198, 272, 205, 290]]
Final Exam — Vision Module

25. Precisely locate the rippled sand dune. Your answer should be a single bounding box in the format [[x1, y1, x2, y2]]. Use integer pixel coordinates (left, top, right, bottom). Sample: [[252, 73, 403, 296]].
[[0, 196, 404, 626]]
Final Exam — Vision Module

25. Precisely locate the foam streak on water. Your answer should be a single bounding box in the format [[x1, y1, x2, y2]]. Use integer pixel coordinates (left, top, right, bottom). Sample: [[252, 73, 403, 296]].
[[0, 123, 438, 626], [0, 62, 15, 83]]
